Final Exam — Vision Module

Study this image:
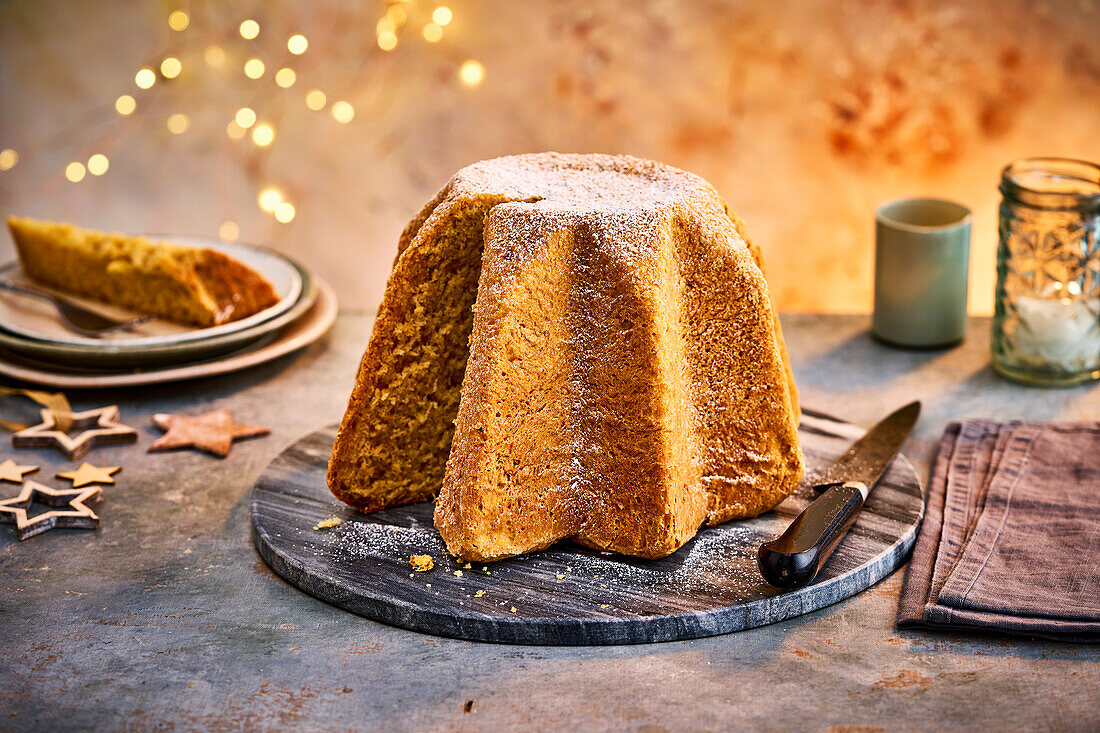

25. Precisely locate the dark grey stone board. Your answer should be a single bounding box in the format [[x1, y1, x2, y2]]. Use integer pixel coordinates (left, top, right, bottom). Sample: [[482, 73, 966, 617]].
[[251, 409, 923, 645]]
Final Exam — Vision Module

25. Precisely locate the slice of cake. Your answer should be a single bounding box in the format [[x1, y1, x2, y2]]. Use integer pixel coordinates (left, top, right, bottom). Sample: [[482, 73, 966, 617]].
[[327, 153, 804, 563], [6, 216, 279, 327]]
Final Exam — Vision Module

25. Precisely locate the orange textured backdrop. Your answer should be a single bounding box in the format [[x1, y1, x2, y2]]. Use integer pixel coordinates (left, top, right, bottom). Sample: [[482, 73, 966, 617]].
[[1, 0, 1098, 313]]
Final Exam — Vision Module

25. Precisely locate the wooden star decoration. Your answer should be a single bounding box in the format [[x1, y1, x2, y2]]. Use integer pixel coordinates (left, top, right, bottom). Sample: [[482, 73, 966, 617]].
[[11, 406, 138, 460], [0, 458, 38, 483], [0, 480, 103, 540], [148, 409, 270, 458], [57, 462, 121, 488]]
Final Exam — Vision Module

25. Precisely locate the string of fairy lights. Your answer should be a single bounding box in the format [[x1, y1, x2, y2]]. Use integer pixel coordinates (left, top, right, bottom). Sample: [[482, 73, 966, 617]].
[[0, 2, 487, 239]]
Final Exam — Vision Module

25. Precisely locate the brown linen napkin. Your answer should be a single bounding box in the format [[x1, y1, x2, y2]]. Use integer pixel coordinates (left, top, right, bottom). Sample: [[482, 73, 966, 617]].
[[897, 420, 1100, 642]]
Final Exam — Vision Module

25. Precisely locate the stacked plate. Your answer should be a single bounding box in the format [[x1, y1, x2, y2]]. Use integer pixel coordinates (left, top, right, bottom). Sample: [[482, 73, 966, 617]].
[[0, 236, 337, 388]]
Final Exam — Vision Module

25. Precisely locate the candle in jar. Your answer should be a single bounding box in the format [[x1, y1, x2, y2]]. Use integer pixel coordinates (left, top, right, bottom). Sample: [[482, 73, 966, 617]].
[[1012, 292, 1100, 370]]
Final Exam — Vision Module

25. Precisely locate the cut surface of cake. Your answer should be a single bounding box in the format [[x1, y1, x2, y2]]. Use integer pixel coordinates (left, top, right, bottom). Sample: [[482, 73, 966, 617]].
[[6, 216, 279, 327], [328, 153, 804, 562]]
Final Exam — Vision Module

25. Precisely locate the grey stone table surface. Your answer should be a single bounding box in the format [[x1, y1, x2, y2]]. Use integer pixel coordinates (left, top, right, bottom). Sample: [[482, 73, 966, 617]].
[[1, 314, 1097, 732]]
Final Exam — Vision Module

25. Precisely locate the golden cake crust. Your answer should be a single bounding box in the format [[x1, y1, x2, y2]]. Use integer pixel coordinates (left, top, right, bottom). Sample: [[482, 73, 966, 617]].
[[6, 216, 278, 327], [328, 153, 804, 561]]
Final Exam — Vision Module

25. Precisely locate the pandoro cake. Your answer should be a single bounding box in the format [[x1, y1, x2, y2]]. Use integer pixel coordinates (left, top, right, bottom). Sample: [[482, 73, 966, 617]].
[[328, 152, 804, 562], [6, 216, 279, 327]]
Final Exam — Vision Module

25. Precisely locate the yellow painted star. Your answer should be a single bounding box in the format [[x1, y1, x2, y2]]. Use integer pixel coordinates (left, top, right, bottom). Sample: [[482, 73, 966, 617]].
[[0, 458, 39, 483], [56, 462, 121, 488]]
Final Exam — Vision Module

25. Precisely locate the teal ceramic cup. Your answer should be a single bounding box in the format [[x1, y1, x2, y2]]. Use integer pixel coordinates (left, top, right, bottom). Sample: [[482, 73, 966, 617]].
[[872, 198, 971, 348]]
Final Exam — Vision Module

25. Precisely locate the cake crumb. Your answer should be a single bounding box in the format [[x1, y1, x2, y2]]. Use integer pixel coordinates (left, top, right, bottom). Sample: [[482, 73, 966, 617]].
[[475, 590, 485, 597], [509, 607, 517, 613], [409, 554, 434, 572], [601, 604, 608, 609], [454, 570, 463, 577], [556, 574, 565, 580], [463, 563, 472, 569], [312, 517, 341, 530]]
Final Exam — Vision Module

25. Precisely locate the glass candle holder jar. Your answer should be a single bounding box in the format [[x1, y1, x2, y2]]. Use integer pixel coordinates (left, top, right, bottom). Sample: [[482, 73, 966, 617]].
[[992, 158, 1100, 386]]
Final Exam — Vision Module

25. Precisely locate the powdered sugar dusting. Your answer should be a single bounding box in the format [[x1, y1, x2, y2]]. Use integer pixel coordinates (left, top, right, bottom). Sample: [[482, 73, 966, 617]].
[[434, 152, 803, 562]]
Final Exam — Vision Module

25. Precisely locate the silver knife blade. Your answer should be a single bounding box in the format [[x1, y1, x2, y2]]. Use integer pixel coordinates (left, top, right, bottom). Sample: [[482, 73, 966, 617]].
[[814, 401, 921, 494]]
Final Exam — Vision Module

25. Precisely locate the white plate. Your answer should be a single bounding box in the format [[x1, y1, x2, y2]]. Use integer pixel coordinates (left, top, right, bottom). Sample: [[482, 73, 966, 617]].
[[0, 237, 302, 349], [0, 276, 337, 388]]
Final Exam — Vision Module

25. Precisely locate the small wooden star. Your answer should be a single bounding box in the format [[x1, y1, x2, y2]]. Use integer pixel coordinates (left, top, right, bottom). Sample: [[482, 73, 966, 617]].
[[0, 458, 38, 483], [56, 462, 121, 488], [148, 409, 270, 458], [0, 480, 103, 540], [12, 406, 138, 460]]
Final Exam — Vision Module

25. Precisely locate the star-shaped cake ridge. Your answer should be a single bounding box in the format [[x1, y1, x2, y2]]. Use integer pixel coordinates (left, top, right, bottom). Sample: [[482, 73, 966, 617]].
[[148, 409, 270, 458], [11, 406, 138, 460], [0, 458, 38, 483], [0, 479, 103, 540], [57, 462, 121, 488]]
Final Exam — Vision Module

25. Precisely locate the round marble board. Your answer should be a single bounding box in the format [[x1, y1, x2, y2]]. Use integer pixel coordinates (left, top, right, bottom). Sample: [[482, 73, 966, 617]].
[[251, 409, 923, 645]]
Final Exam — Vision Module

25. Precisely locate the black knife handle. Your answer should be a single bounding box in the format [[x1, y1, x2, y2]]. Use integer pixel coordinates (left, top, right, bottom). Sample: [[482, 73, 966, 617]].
[[757, 482, 866, 589]]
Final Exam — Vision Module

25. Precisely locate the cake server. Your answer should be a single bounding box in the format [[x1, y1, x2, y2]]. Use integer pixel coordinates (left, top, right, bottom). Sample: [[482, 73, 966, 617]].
[[758, 401, 921, 589]]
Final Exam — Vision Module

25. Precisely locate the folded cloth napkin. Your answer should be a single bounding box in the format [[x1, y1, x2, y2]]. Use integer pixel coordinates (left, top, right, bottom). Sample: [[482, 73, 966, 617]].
[[897, 420, 1100, 642]]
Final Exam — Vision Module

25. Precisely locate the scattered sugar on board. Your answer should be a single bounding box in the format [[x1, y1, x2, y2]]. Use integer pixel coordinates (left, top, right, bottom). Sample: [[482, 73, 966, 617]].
[[327, 508, 778, 613], [333, 522, 445, 562]]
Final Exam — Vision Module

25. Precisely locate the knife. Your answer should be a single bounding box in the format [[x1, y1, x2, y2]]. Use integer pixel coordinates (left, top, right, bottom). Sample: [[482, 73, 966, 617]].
[[758, 401, 921, 589]]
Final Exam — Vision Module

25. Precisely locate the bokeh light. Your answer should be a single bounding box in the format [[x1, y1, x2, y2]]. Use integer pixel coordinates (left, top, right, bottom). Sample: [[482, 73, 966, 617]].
[[258, 188, 282, 212], [332, 101, 355, 123], [275, 68, 297, 88], [239, 19, 260, 40], [422, 23, 443, 42], [305, 89, 327, 111], [459, 60, 485, 86], [274, 202, 296, 223], [219, 221, 240, 242], [377, 31, 397, 51], [287, 34, 308, 54], [235, 107, 257, 128], [160, 56, 182, 79], [432, 6, 453, 25], [0, 149, 19, 171], [387, 4, 407, 26], [166, 113, 190, 134], [226, 121, 246, 139], [115, 94, 136, 115], [135, 68, 156, 89], [244, 58, 266, 79], [204, 45, 226, 67], [251, 124, 275, 146], [87, 154, 109, 176], [65, 162, 86, 182], [168, 10, 189, 31]]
